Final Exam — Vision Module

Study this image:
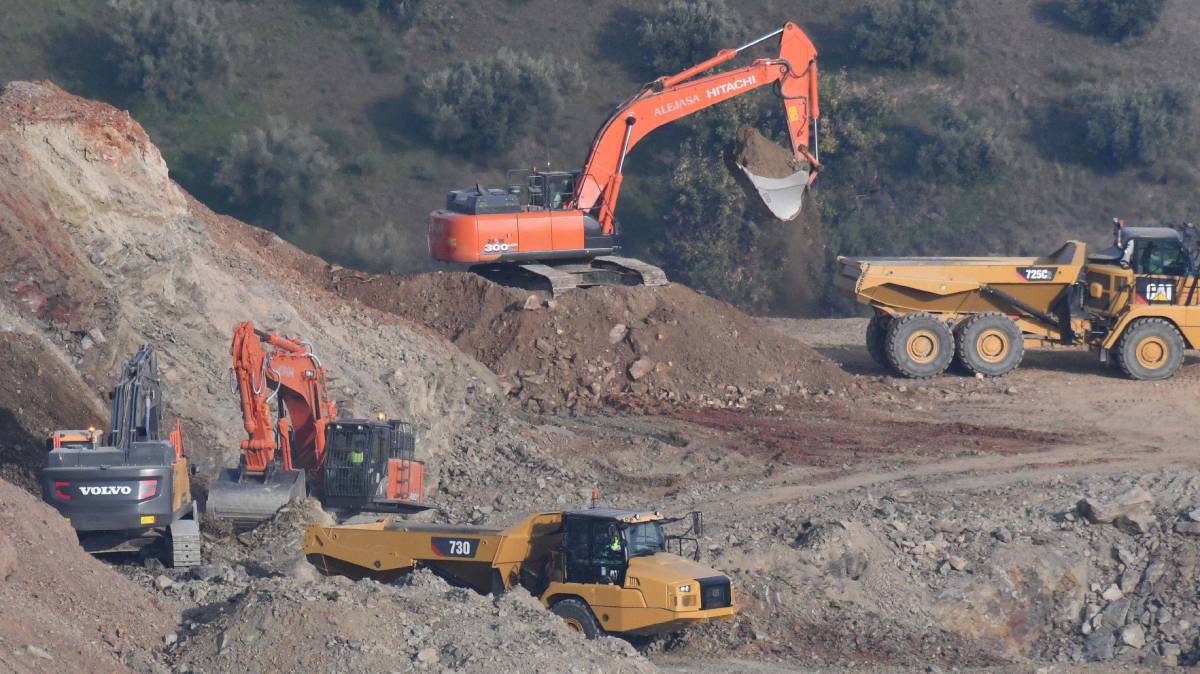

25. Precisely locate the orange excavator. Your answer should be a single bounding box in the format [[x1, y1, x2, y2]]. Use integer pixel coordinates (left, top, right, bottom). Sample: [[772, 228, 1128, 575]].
[[428, 22, 821, 293], [207, 322, 426, 529]]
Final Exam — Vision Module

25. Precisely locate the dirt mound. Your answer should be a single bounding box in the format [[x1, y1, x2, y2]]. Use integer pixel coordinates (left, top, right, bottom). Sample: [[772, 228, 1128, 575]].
[[0, 80, 499, 486], [335, 271, 850, 413], [172, 571, 654, 673], [0, 478, 176, 672]]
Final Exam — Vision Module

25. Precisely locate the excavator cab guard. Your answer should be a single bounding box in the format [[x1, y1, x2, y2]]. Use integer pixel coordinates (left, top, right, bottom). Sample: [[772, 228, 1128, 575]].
[[323, 419, 423, 511]]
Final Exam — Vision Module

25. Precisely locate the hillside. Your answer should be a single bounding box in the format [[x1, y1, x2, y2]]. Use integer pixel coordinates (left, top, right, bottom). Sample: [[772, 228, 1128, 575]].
[[4, 79, 1200, 672], [4, 1, 1198, 314]]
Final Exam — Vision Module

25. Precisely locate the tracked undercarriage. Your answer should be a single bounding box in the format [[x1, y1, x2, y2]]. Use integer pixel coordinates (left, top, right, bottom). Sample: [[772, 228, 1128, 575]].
[[470, 255, 669, 296]]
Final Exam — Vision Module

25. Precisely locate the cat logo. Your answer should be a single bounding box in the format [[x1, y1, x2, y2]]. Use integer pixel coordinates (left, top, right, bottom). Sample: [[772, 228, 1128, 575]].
[[1139, 280, 1175, 304]]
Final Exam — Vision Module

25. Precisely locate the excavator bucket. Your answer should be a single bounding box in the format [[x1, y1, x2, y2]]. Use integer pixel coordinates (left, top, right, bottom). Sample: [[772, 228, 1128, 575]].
[[205, 467, 306, 531], [731, 126, 813, 221], [735, 161, 811, 221]]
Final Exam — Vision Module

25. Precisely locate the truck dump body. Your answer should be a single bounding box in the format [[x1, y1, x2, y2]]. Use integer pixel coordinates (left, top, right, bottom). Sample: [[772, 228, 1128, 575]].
[[837, 242, 1086, 317], [303, 510, 737, 637]]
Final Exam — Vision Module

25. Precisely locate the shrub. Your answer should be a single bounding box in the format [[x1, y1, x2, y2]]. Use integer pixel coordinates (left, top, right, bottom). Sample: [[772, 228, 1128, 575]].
[[416, 49, 584, 155], [915, 104, 1011, 185], [635, 0, 741, 76], [337, 0, 421, 26], [1066, 84, 1190, 168], [853, 0, 967, 69], [818, 72, 892, 159], [215, 116, 339, 230], [1062, 0, 1168, 40], [109, 0, 233, 102]]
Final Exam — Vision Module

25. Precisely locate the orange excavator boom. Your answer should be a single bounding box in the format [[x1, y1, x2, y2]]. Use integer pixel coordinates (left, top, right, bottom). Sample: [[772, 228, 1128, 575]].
[[230, 321, 336, 479], [575, 22, 820, 233]]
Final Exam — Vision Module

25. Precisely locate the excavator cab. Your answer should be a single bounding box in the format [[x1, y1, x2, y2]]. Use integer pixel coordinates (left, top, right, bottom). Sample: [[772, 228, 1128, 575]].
[[321, 419, 425, 512], [497, 169, 580, 211]]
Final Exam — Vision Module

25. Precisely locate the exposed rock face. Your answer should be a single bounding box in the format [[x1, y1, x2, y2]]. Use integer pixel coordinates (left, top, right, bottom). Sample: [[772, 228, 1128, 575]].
[[0, 81, 498, 485]]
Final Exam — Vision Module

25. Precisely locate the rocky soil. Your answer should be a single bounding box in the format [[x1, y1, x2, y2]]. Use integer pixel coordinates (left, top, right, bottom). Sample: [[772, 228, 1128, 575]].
[[0, 479, 176, 673], [3, 80, 1200, 674]]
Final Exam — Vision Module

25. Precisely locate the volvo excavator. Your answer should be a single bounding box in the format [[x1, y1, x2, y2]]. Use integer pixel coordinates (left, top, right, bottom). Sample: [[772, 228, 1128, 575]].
[[429, 21, 821, 294], [207, 322, 426, 529], [41, 346, 201, 567]]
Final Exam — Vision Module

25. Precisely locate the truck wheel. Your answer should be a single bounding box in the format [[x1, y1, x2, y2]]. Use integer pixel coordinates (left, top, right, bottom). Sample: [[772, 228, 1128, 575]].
[[552, 598, 602, 639], [866, 315, 891, 368], [885, 313, 954, 378], [956, 313, 1024, 377], [1116, 318, 1185, 381]]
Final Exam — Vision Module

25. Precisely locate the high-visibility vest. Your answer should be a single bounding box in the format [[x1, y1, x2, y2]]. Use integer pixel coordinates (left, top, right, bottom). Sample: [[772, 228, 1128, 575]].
[[348, 451, 364, 465]]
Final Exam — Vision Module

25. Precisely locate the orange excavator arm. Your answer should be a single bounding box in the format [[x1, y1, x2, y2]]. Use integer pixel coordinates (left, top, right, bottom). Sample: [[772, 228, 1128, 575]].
[[573, 22, 820, 233], [230, 321, 337, 481]]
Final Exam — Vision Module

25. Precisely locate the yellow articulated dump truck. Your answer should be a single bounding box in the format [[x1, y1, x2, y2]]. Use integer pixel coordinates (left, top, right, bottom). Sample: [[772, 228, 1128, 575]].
[[837, 223, 1200, 380], [303, 508, 736, 639]]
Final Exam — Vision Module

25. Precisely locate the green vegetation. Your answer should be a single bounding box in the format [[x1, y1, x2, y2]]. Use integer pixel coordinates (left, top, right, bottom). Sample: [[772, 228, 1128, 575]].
[[416, 49, 585, 156], [215, 116, 338, 231], [1062, 0, 1169, 40], [853, 0, 967, 69], [1065, 84, 1191, 168], [635, 0, 741, 76], [109, 0, 233, 102], [915, 104, 1011, 185]]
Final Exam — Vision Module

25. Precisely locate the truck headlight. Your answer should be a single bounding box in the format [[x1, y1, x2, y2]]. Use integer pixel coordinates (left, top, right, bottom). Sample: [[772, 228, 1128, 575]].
[[678, 584, 692, 593]]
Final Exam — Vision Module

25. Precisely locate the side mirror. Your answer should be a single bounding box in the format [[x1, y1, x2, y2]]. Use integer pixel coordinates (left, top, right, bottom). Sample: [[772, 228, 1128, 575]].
[[1089, 282, 1104, 299], [691, 511, 703, 538]]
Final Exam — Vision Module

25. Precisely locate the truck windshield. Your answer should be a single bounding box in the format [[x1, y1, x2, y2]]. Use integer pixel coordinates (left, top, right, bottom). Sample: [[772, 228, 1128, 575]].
[[625, 522, 665, 557]]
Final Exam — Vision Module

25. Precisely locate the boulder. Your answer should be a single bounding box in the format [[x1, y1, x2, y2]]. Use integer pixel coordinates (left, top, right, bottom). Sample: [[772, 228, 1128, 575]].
[[1077, 488, 1153, 525], [933, 545, 1087, 657]]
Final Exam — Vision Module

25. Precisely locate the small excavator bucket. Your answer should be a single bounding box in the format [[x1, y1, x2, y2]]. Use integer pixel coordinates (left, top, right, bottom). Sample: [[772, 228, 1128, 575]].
[[735, 161, 811, 221], [206, 467, 306, 531]]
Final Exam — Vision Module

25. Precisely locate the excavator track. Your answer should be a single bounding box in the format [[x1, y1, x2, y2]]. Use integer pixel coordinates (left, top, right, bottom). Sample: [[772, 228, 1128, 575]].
[[168, 515, 202, 568], [472, 258, 670, 296], [593, 256, 670, 287]]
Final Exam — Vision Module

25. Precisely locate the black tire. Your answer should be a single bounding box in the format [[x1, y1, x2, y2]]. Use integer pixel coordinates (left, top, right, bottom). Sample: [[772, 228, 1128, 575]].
[[866, 315, 891, 368], [884, 312, 954, 379], [551, 598, 602, 639], [1115, 318, 1185, 381], [955, 313, 1025, 377]]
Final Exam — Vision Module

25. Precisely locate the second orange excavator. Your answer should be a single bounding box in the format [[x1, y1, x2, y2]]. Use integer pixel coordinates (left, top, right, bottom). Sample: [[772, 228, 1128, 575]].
[[428, 22, 821, 293], [207, 322, 426, 529]]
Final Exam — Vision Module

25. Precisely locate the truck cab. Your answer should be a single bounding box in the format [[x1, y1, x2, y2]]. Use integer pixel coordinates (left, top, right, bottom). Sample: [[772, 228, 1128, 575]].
[[545, 509, 734, 637], [1086, 227, 1196, 313]]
